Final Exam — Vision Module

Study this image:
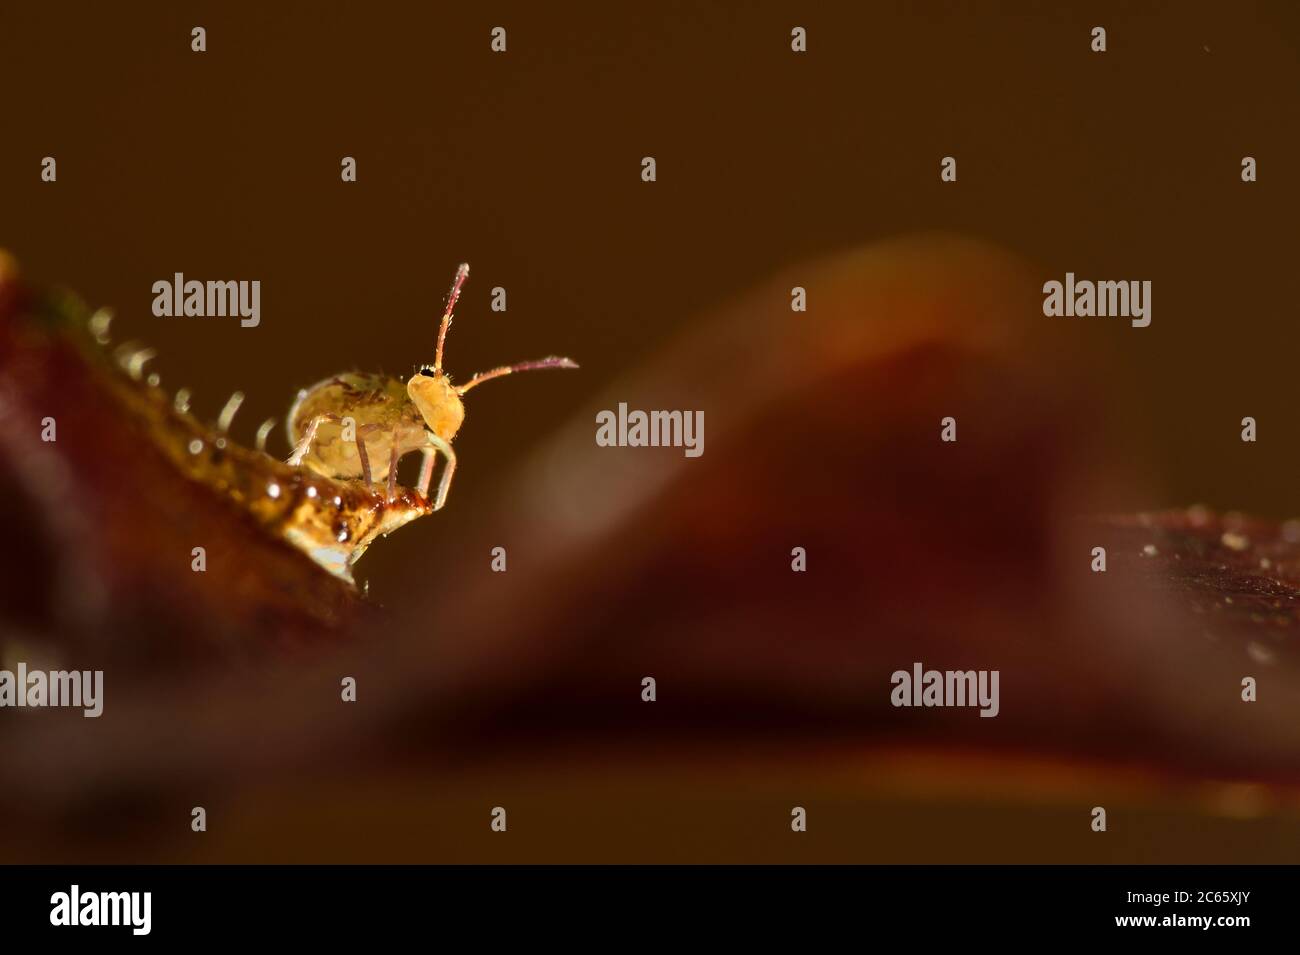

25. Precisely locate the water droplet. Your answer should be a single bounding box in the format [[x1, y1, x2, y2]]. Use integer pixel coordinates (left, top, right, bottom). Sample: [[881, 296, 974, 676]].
[[1247, 642, 1275, 665], [1221, 532, 1249, 552], [88, 308, 113, 344]]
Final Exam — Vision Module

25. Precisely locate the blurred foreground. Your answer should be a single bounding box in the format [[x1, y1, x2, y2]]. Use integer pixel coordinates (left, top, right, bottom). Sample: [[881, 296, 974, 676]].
[[0, 236, 1297, 862]]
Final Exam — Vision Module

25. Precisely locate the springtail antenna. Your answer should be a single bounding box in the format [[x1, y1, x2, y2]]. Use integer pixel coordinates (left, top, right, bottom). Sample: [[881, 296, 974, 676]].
[[456, 356, 579, 394], [434, 263, 470, 374]]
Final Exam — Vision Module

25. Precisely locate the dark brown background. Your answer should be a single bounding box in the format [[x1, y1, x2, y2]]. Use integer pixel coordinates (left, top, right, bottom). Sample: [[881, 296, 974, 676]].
[[3, 2, 1300, 862], [5, 2, 1300, 534]]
